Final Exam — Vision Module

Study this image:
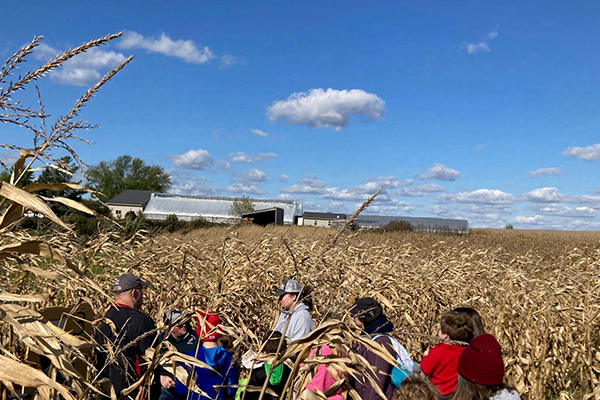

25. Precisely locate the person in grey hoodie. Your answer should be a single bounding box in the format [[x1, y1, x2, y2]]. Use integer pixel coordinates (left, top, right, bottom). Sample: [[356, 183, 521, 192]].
[[273, 279, 315, 341]]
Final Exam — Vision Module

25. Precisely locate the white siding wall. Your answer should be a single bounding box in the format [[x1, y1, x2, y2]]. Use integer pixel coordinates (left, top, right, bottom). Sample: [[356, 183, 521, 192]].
[[109, 205, 143, 219], [302, 218, 336, 228]]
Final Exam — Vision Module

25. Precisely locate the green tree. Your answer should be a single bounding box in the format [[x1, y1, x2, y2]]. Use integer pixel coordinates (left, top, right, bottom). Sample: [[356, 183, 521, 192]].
[[0, 168, 34, 188], [229, 196, 255, 217], [37, 156, 84, 200], [85, 155, 171, 201]]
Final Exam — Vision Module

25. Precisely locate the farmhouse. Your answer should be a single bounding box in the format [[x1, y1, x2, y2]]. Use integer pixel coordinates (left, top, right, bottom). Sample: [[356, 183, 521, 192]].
[[298, 212, 347, 228], [143, 193, 302, 224], [106, 190, 152, 219]]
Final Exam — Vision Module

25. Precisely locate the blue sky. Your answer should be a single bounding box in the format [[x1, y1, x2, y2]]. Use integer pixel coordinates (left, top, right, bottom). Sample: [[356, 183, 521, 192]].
[[2, 0, 600, 229]]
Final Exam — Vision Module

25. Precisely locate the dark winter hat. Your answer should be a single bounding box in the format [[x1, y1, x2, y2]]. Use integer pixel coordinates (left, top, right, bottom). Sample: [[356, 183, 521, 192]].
[[457, 333, 505, 386], [112, 273, 150, 294], [274, 279, 303, 297], [350, 297, 383, 326]]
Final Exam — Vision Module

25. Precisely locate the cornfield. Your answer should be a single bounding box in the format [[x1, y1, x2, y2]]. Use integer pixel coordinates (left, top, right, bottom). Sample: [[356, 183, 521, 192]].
[[2, 226, 600, 399], [1, 33, 599, 400]]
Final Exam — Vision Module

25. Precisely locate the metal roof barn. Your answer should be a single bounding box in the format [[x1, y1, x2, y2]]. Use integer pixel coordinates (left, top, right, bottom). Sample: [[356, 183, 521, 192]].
[[143, 193, 303, 224], [355, 215, 469, 234]]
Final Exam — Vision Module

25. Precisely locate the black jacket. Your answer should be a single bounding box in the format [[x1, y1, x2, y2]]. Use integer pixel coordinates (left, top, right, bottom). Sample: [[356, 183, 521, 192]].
[[95, 305, 161, 400]]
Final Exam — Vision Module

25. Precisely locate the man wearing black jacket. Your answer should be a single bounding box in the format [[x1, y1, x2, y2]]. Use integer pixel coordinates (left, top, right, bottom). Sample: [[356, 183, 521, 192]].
[[95, 274, 174, 400]]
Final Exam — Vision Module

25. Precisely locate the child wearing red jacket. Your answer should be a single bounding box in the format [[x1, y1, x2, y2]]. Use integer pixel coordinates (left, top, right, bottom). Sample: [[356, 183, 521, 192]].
[[420, 311, 472, 398]]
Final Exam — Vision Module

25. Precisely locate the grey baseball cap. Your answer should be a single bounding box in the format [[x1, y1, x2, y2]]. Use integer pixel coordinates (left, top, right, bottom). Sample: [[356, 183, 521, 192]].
[[164, 308, 184, 325], [112, 273, 150, 294], [274, 279, 303, 297]]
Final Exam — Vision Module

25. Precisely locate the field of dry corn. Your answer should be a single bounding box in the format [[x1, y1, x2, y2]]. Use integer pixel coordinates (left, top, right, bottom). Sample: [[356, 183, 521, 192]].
[[2, 226, 600, 400]]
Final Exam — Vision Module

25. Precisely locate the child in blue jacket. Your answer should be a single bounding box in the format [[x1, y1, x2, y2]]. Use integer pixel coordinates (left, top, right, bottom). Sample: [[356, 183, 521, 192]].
[[175, 312, 238, 400]]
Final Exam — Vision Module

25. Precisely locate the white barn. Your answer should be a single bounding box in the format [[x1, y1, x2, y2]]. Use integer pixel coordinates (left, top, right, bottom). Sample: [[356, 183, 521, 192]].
[[143, 193, 303, 224]]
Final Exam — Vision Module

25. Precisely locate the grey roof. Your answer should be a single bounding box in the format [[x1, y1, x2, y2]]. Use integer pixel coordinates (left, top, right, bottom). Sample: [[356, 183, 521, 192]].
[[303, 212, 347, 220], [106, 190, 153, 207], [355, 214, 469, 232], [143, 193, 302, 223]]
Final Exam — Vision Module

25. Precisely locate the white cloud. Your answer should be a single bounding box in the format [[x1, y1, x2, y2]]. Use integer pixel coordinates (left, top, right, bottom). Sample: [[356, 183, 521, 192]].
[[34, 43, 127, 86], [529, 168, 561, 178], [228, 152, 277, 163], [524, 187, 565, 203], [173, 149, 213, 170], [251, 129, 268, 138], [362, 201, 413, 215], [571, 194, 600, 209], [515, 215, 545, 225], [229, 152, 253, 164], [416, 163, 461, 181], [355, 176, 401, 194], [596, 186, 600, 194], [464, 28, 498, 55], [278, 193, 295, 200], [455, 189, 515, 204], [563, 143, 600, 161], [117, 31, 214, 64], [220, 54, 247, 69], [533, 204, 596, 218], [267, 88, 385, 131], [429, 205, 453, 216], [319, 187, 368, 202], [475, 144, 488, 151], [172, 178, 220, 195], [211, 130, 220, 141], [255, 153, 278, 161], [281, 174, 327, 194], [279, 174, 289, 182], [226, 183, 265, 195], [467, 42, 491, 54], [464, 204, 514, 215], [397, 183, 446, 197], [240, 169, 266, 182], [0, 151, 21, 168]]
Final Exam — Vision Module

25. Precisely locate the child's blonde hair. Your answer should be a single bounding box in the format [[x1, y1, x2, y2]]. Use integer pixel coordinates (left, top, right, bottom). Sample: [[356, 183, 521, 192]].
[[393, 376, 439, 400]]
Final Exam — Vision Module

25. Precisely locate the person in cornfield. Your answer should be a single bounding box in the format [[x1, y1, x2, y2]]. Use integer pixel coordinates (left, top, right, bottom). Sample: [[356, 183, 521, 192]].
[[95, 273, 173, 400], [158, 309, 199, 400], [273, 278, 315, 341], [350, 297, 398, 400], [174, 311, 238, 400]]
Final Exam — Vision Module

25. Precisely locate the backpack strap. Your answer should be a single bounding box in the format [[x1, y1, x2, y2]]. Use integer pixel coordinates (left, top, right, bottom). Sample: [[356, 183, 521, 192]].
[[372, 334, 414, 373]]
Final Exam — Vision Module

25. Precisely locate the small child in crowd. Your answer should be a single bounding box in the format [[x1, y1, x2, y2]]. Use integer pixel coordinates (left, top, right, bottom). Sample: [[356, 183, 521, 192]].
[[175, 311, 238, 400], [451, 334, 521, 400], [393, 376, 439, 400], [244, 331, 292, 400], [420, 311, 472, 398]]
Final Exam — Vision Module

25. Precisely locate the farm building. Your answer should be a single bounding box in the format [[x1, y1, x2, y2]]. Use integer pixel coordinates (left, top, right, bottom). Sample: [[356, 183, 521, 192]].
[[143, 193, 303, 224], [355, 215, 469, 234], [241, 207, 285, 226], [106, 190, 152, 218], [298, 212, 347, 228]]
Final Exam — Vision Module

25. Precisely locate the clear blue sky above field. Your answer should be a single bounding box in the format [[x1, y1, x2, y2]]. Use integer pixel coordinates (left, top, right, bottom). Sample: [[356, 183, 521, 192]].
[[2, 0, 600, 229]]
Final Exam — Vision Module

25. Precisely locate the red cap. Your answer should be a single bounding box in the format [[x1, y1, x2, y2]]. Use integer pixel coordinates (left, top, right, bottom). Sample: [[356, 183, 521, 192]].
[[196, 310, 223, 342], [457, 334, 505, 386]]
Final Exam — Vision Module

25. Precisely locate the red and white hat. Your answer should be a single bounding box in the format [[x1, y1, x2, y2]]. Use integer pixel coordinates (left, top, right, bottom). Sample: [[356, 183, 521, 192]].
[[195, 310, 223, 342]]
